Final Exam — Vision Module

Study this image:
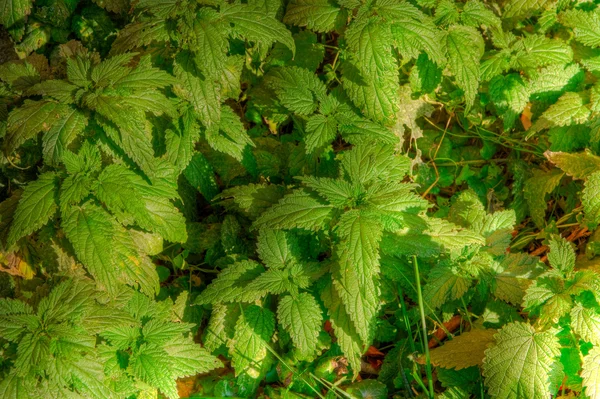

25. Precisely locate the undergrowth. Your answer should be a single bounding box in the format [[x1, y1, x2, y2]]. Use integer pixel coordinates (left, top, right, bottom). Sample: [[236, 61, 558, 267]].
[[1, 0, 600, 398]]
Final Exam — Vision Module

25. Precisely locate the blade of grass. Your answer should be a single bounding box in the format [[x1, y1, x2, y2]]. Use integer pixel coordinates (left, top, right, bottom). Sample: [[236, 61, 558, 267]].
[[413, 255, 434, 399]]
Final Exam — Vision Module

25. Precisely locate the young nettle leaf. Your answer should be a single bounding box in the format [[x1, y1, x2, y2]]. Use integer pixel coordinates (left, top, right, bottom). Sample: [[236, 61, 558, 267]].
[[446, 25, 484, 111], [523, 236, 599, 326], [284, 0, 343, 32], [7, 172, 59, 247], [524, 168, 564, 228], [277, 292, 323, 360], [260, 65, 398, 154], [195, 260, 266, 305], [256, 229, 302, 269], [423, 263, 471, 309]]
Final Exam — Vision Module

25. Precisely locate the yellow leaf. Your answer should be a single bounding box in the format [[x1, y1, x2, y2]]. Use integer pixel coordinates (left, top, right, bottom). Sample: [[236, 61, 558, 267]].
[[18, 260, 34, 280], [429, 328, 497, 370]]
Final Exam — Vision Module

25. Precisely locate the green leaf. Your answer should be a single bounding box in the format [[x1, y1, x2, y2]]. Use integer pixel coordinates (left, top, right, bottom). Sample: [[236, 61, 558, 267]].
[[284, 0, 341, 32], [446, 25, 484, 110], [142, 319, 193, 345], [277, 293, 322, 359], [582, 346, 600, 399], [0, 0, 32, 40], [25, 80, 77, 103], [545, 150, 600, 180], [173, 51, 221, 128], [382, 217, 485, 258], [320, 280, 363, 377], [164, 120, 199, 174], [205, 105, 254, 161], [221, 3, 295, 54], [95, 164, 188, 243], [110, 20, 170, 54], [571, 304, 600, 345], [245, 268, 294, 297], [131, 344, 178, 399], [410, 53, 443, 94], [547, 236, 575, 275], [62, 203, 119, 294], [93, 0, 128, 13], [94, 109, 156, 177], [493, 253, 545, 306], [388, 9, 445, 65], [503, 0, 553, 19], [346, 16, 395, 80], [0, 371, 34, 399], [489, 74, 529, 130], [191, 10, 228, 80], [0, 314, 38, 342], [341, 58, 399, 125], [63, 202, 159, 296], [528, 63, 583, 102], [336, 113, 398, 146], [297, 176, 354, 207], [423, 265, 472, 309], [561, 10, 600, 48], [114, 55, 177, 90], [82, 306, 137, 335], [340, 144, 410, 185], [304, 114, 338, 154], [15, 332, 50, 377], [523, 168, 564, 228], [7, 172, 59, 246], [513, 35, 573, 69], [366, 181, 429, 221], [334, 210, 383, 344], [533, 92, 591, 132], [204, 303, 240, 352], [256, 229, 299, 269], [461, 0, 501, 28], [217, 183, 284, 219], [230, 305, 275, 379], [194, 260, 266, 305], [483, 322, 562, 399], [184, 152, 219, 201], [583, 171, 600, 228], [254, 189, 334, 231], [42, 107, 87, 166], [91, 53, 136, 87], [5, 100, 64, 153], [267, 66, 327, 115], [163, 336, 222, 378]]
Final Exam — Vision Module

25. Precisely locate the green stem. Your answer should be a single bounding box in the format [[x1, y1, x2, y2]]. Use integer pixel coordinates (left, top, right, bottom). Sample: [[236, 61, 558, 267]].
[[413, 256, 434, 399], [398, 288, 417, 355]]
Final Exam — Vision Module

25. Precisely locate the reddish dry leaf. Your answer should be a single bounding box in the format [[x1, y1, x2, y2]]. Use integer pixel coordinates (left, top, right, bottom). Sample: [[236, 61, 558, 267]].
[[428, 315, 462, 348], [176, 377, 196, 398]]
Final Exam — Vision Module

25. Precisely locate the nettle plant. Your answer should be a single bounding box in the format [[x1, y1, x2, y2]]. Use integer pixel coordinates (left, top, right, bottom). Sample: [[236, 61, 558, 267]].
[[0, 279, 221, 398], [3, 0, 600, 398]]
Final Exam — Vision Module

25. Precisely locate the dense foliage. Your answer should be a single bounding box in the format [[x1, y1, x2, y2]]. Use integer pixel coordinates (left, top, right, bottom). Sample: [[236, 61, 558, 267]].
[[1, 0, 600, 397]]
